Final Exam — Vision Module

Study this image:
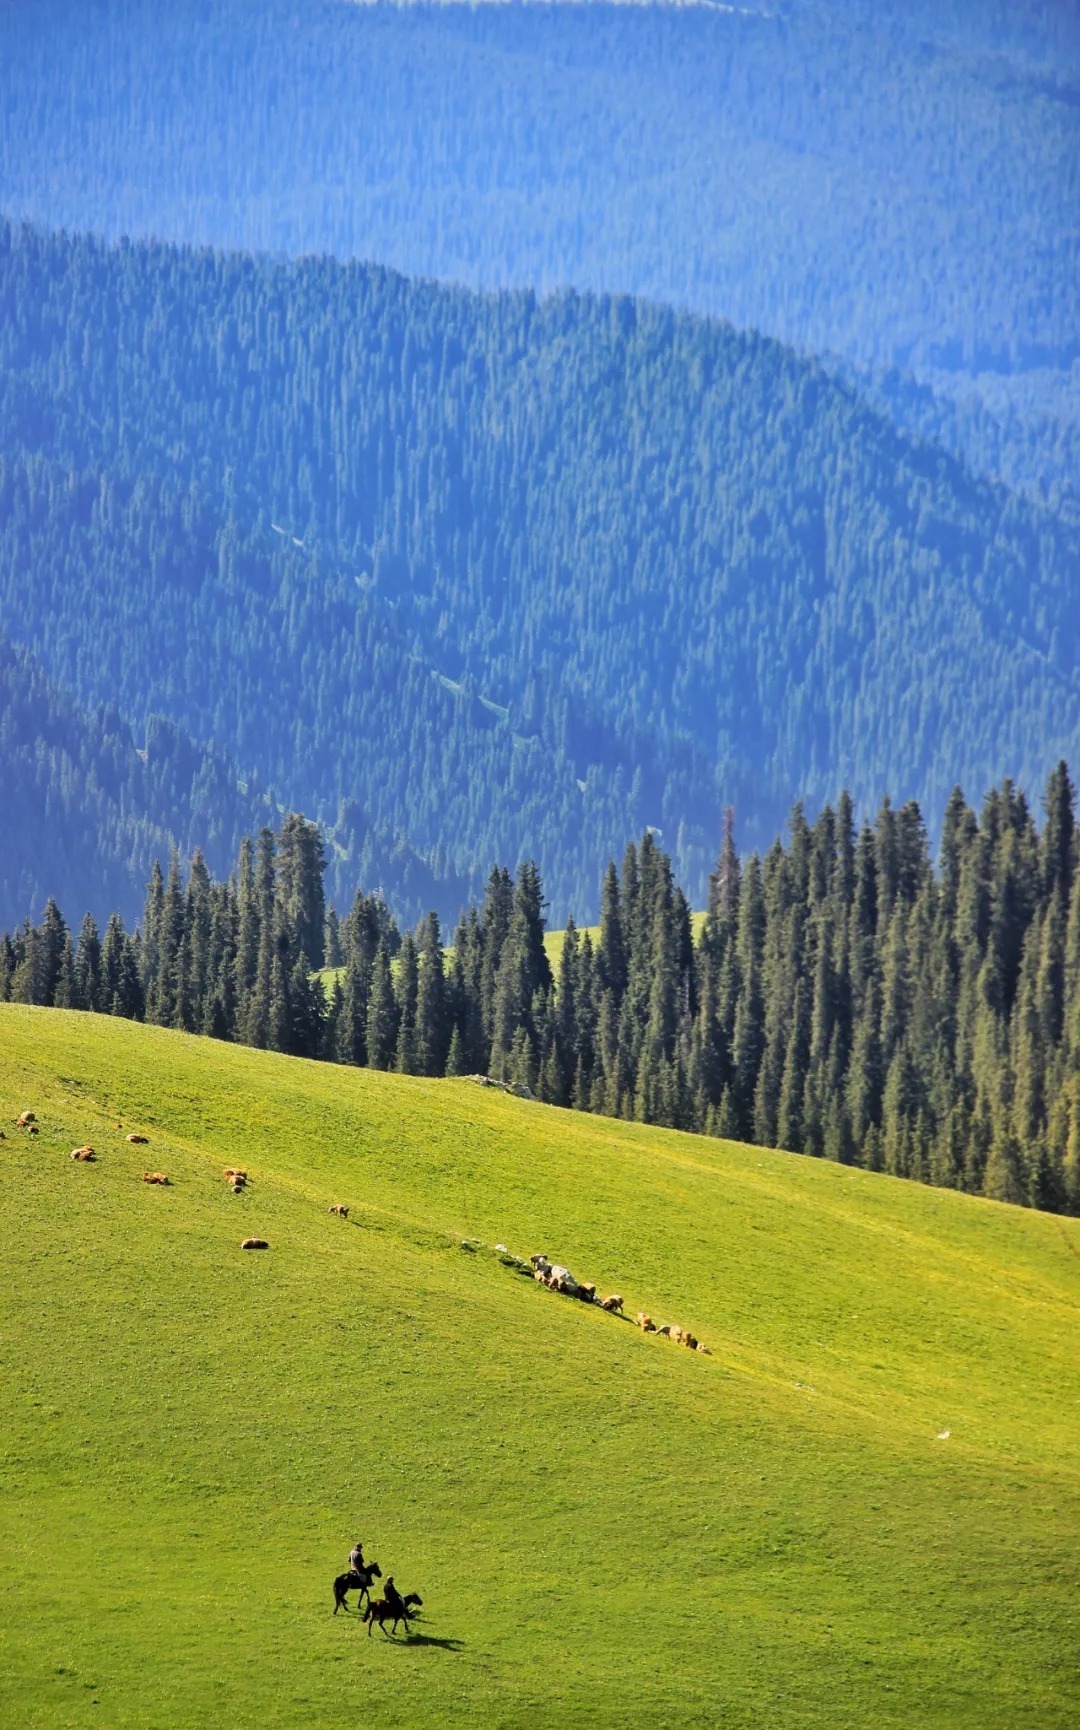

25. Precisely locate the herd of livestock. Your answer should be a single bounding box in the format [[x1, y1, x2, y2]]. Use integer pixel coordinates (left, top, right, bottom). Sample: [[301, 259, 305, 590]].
[[478, 1243, 712, 1354], [11, 1109, 711, 1348]]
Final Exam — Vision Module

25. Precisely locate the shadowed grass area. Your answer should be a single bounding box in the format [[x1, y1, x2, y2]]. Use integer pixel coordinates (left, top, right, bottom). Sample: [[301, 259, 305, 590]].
[[1, 1004, 1078, 1728]]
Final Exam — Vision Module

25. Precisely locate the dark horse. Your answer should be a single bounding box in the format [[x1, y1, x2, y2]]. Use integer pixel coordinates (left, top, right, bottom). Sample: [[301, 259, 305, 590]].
[[332, 1560, 382, 1614], [363, 1591, 423, 1637]]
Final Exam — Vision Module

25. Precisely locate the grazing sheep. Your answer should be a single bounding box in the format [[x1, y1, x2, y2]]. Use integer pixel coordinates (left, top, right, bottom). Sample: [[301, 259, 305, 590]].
[[329, 1204, 349, 1218], [27, 1124, 39, 1136], [635, 1311, 656, 1332], [231, 1180, 246, 1194], [681, 1333, 699, 1351], [16, 1111, 36, 1127], [70, 1146, 96, 1162], [656, 1324, 674, 1338], [241, 1238, 269, 1250], [126, 1133, 149, 1145], [599, 1294, 623, 1313], [576, 1282, 596, 1303], [224, 1167, 247, 1180], [142, 1172, 170, 1185], [696, 1343, 712, 1355]]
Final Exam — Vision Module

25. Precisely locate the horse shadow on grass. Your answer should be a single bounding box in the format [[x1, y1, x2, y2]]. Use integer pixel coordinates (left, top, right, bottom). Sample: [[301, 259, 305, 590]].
[[391, 1633, 465, 1652]]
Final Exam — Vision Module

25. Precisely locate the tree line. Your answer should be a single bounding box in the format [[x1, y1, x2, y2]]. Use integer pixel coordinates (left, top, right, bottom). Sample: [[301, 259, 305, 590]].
[[5, 766, 1080, 1217]]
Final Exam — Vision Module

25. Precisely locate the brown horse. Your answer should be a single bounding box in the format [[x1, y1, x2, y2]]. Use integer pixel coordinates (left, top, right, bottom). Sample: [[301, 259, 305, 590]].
[[362, 1591, 423, 1636], [332, 1560, 381, 1613]]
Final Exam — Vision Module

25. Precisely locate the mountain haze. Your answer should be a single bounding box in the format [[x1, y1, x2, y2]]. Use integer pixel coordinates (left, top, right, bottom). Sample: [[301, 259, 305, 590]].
[[1, 0, 1076, 508], [2, 220, 1079, 920]]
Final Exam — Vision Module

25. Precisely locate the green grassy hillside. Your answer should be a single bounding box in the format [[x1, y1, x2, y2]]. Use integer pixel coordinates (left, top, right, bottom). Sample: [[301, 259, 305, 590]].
[[2, 1005, 1078, 1729]]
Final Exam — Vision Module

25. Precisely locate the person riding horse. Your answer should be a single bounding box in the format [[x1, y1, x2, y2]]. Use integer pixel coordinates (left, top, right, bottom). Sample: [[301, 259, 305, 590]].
[[382, 1576, 407, 1621], [348, 1540, 365, 1573]]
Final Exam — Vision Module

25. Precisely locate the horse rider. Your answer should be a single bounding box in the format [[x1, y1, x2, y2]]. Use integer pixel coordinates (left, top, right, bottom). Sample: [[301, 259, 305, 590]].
[[348, 1540, 365, 1574], [383, 1576, 407, 1620]]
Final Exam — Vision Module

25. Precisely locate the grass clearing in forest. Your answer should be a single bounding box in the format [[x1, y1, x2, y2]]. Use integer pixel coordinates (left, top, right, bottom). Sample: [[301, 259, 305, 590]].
[[1, 1005, 1078, 1728]]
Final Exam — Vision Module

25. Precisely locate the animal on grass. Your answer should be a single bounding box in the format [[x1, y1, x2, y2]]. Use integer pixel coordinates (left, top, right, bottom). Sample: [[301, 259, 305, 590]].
[[27, 1124, 39, 1136], [16, 1111, 36, 1127], [329, 1204, 349, 1218], [333, 1560, 382, 1613], [142, 1172, 169, 1185], [70, 1146, 96, 1162], [126, 1133, 149, 1144], [635, 1311, 656, 1332], [363, 1583, 423, 1636], [241, 1237, 268, 1250], [224, 1168, 247, 1180]]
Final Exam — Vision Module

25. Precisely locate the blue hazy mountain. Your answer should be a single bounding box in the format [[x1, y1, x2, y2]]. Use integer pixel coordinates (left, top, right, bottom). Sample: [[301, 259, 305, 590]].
[[2, 221, 1078, 923]]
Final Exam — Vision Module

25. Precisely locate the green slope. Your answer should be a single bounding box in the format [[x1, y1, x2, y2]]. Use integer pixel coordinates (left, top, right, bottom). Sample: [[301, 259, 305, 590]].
[[2, 1006, 1078, 1729]]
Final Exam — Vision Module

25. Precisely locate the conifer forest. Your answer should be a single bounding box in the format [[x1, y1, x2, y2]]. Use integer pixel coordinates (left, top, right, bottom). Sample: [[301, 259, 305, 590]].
[[1, 1, 1079, 1209], [7, 764, 1080, 1216]]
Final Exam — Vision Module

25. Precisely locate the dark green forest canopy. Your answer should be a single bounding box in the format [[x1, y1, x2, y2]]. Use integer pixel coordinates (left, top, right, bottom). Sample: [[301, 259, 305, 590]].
[[0, 0, 1077, 507], [2, 220, 1079, 920], [8, 766, 1080, 1222]]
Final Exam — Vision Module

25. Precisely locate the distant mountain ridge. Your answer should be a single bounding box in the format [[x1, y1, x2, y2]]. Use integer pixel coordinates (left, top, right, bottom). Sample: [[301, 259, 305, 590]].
[[0, 0, 1075, 504], [1, 220, 1079, 921]]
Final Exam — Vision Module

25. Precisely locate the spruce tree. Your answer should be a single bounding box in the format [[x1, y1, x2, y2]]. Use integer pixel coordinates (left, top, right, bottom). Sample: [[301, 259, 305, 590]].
[[415, 912, 449, 1077], [74, 913, 102, 1011], [366, 941, 399, 1071], [394, 932, 419, 1075]]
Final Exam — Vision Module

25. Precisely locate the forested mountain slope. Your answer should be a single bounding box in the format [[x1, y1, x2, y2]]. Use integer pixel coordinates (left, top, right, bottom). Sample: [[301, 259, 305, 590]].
[[2, 221, 1079, 918], [0, 0, 1076, 505], [0, 637, 466, 930]]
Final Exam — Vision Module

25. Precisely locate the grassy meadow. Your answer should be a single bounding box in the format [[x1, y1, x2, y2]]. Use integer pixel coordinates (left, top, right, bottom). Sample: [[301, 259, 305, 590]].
[[1, 1004, 1078, 1727]]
